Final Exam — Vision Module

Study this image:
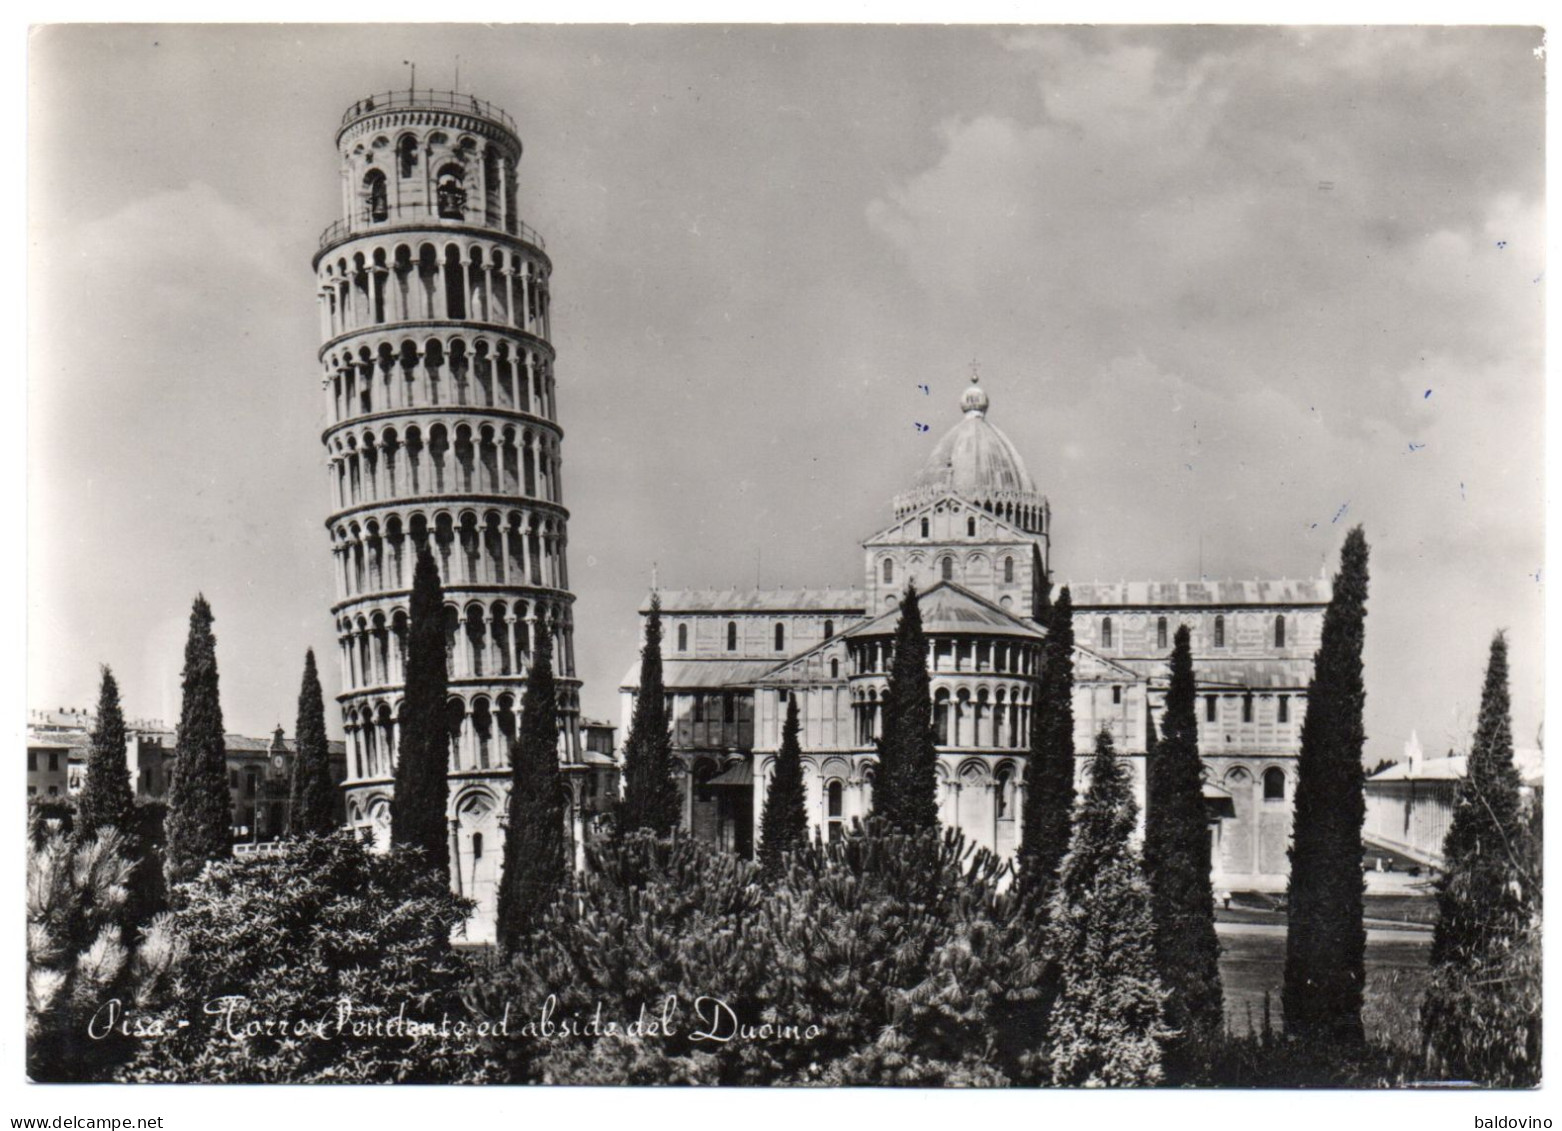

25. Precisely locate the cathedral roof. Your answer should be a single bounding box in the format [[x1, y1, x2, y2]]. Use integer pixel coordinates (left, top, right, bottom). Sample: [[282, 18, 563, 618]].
[[846, 582, 1046, 641], [620, 658, 783, 691], [1067, 578, 1333, 608], [645, 587, 867, 614], [909, 376, 1037, 499]]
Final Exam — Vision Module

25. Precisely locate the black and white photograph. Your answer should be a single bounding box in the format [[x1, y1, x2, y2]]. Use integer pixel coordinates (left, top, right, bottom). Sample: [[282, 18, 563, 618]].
[[17, 17, 1549, 1111]]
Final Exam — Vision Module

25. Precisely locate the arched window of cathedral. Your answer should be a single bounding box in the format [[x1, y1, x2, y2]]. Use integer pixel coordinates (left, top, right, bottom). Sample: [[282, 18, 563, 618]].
[[1278, 695, 1290, 723], [726, 621, 737, 652], [826, 781, 844, 842], [1205, 695, 1218, 723], [1214, 615, 1226, 648], [1004, 556, 1014, 583], [472, 832, 483, 861], [1242, 693, 1254, 723], [921, 517, 929, 538], [941, 557, 953, 582], [774, 622, 786, 651], [1157, 616, 1168, 649], [1275, 614, 1286, 648], [830, 658, 839, 679], [967, 516, 976, 537], [1102, 618, 1113, 649], [363, 169, 389, 222], [397, 134, 418, 179], [1263, 767, 1286, 800], [883, 558, 893, 584], [823, 619, 834, 640], [677, 624, 688, 652]]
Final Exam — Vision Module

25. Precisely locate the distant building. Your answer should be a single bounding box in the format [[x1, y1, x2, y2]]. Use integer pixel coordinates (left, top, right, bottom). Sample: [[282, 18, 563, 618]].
[[24, 710, 348, 843], [624, 377, 1330, 892], [1364, 730, 1544, 870]]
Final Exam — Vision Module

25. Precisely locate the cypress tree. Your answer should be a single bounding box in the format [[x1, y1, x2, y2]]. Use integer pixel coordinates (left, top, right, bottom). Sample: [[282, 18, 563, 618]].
[[164, 595, 232, 886], [287, 649, 336, 836], [1018, 586, 1075, 906], [759, 694, 809, 876], [1282, 526, 1370, 1045], [619, 592, 681, 836], [392, 547, 451, 874], [76, 665, 135, 841], [1422, 632, 1540, 1085], [496, 616, 565, 956], [871, 582, 937, 831], [1047, 729, 1170, 1086], [1144, 624, 1223, 1076]]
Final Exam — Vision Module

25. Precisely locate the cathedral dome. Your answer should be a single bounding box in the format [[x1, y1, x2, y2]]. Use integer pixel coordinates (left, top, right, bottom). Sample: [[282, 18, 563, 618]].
[[913, 378, 1036, 497], [892, 374, 1049, 535]]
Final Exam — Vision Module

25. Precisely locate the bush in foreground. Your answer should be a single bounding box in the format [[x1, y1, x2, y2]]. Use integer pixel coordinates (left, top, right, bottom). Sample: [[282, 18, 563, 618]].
[[123, 832, 488, 1083]]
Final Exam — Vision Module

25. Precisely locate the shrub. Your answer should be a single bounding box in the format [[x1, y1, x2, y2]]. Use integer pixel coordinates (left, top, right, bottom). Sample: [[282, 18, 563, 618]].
[[471, 827, 1049, 1085], [121, 832, 490, 1083]]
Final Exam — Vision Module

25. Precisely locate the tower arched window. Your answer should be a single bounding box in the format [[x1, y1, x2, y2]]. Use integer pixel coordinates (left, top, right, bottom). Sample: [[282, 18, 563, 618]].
[[1214, 615, 1226, 648], [677, 624, 688, 652], [363, 169, 389, 222], [1102, 618, 1113, 649], [1157, 616, 1168, 649], [1278, 695, 1290, 723], [1275, 614, 1286, 648], [1242, 693, 1254, 723], [967, 516, 976, 536], [1263, 768, 1286, 800], [1004, 556, 1014, 583], [830, 658, 839, 679], [472, 832, 483, 860], [774, 622, 785, 652], [436, 165, 467, 219], [883, 558, 893, 584], [727, 621, 737, 652], [823, 619, 834, 640], [397, 135, 418, 179], [941, 557, 953, 582], [920, 517, 929, 538], [995, 767, 1012, 818]]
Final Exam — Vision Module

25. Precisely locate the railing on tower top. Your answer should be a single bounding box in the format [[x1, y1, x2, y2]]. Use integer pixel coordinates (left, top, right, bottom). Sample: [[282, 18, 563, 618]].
[[341, 90, 517, 135], [318, 202, 546, 253]]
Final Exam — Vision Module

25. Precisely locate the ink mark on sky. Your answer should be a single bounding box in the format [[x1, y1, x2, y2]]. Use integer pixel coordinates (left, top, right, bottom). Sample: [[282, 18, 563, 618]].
[[1332, 502, 1350, 524], [1407, 442, 1426, 453], [1532, 568, 1543, 584], [914, 422, 929, 433], [1424, 389, 1433, 399], [1497, 240, 1508, 250], [917, 384, 929, 396], [1460, 482, 1467, 502]]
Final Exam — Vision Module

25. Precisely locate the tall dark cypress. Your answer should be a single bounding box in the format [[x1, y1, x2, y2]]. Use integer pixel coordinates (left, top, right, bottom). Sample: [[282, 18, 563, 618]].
[[392, 547, 451, 874], [1283, 526, 1370, 1045], [1018, 586, 1075, 906], [76, 665, 135, 840], [496, 616, 565, 956], [619, 592, 681, 836], [759, 694, 809, 876], [1422, 632, 1539, 1085], [287, 649, 336, 836], [1144, 625, 1223, 1075], [164, 596, 233, 885], [1046, 728, 1170, 1085], [871, 582, 937, 831]]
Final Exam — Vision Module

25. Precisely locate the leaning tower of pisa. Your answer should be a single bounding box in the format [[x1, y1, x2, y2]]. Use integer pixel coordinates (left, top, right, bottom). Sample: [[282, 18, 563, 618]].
[[314, 89, 582, 939]]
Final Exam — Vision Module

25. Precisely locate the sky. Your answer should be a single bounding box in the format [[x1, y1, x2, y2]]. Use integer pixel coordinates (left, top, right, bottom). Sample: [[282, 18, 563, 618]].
[[27, 24, 1546, 760]]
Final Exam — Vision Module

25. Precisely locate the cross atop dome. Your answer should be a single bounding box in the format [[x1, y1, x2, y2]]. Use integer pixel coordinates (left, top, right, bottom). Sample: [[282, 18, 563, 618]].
[[960, 362, 989, 417]]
